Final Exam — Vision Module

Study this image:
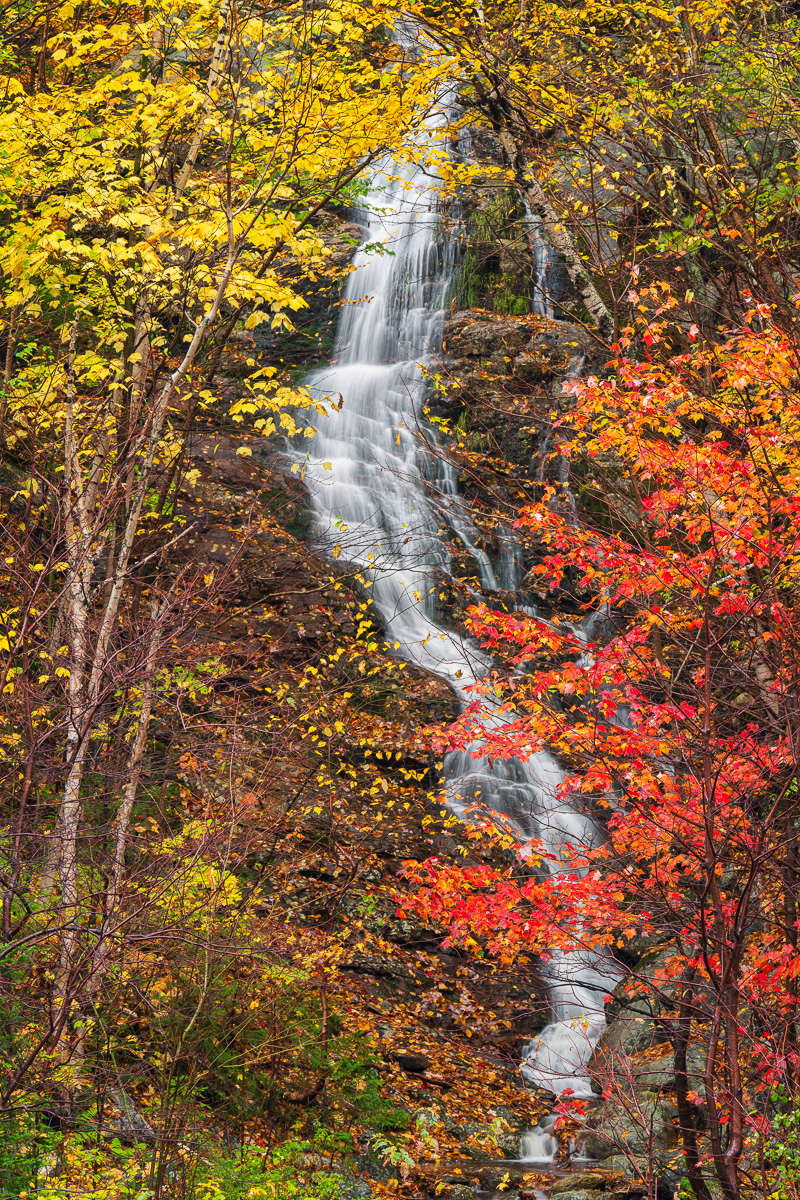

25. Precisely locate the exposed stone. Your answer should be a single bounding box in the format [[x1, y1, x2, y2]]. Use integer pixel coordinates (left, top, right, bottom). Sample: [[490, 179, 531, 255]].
[[495, 1130, 524, 1158], [584, 1090, 679, 1160], [443, 314, 592, 383], [463, 1146, 493, 1161], [625, 1048, 705, 1093], [512, 352, 549, 381], [552, 1173, 612, 1193], [444, 1186, 477, 1200], [551, 1192, 606, 1200], [588, 945, 679, 1094], [477, 1166, 527, 1188], [583, 1131, 619, 1160], [390, 1050, 431, 1073], [528, 324, 589, 361], [445, 312, 531, 359], [493, 1104, 527, 1129], [108, 1086, 157, 1143], [37, 1152, 63, 1181], [352, 1152, 398, 1184], [337, 1161, 378, 1199]]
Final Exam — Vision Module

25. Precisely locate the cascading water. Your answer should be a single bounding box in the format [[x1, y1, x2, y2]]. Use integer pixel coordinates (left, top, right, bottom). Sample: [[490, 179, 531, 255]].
[[294, 121, 494, 692], [522, 199, 557, 319], [295, 107, 618, 1163]]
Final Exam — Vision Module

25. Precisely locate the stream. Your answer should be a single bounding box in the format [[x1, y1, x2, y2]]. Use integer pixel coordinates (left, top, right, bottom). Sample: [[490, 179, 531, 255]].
[[293, 110, 619, 1165]]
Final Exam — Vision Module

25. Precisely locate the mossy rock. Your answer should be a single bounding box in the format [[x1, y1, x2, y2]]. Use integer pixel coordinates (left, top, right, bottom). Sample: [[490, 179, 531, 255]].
[[552, 1174, 612, 1194], [552, 1192, 607, 1200]]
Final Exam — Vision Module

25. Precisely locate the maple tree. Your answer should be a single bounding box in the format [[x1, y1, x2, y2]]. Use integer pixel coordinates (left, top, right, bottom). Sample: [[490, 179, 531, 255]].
[[402, 296, 800, 1200]]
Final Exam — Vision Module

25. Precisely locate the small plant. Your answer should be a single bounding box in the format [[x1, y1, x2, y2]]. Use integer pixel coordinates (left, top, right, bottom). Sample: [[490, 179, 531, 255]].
[[372, 1106, 443, 1181], [0, 1113, 61, 1197], [372, 1136, 415, 1180], [767, 1087, 800, 1200]]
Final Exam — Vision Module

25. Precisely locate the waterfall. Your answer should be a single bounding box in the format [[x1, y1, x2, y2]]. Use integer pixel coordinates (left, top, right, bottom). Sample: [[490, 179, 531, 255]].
[[294, 122, 493, 693], [522, 199, 557, 319], [294, 113, 617, 1162]]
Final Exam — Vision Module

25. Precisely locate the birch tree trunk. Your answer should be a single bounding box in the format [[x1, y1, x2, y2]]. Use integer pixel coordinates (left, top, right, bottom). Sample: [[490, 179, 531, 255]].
[[50, 195, 244, 1068], [492, 124, 614, 340]]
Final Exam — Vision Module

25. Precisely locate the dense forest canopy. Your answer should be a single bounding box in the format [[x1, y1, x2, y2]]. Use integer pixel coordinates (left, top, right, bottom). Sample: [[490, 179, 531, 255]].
[[1, 0, 800, 1198]]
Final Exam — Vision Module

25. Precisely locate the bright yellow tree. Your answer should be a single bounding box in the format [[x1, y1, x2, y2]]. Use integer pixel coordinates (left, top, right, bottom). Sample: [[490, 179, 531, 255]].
[[0, 0, 443, 1096], [413, 0, 800, 339]]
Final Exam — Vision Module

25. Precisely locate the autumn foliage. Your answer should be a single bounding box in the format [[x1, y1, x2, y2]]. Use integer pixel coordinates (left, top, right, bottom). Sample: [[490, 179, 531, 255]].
[[403, 296, 800, 1199]]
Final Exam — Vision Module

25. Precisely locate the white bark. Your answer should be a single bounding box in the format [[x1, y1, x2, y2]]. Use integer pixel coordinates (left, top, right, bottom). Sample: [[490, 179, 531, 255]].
[[51, 207, 242, 1062], [494, 126, 613, 338], [55, 319, 94, 1054]]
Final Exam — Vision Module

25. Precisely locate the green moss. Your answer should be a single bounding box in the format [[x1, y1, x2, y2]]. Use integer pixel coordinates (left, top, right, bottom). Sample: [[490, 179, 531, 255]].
[[456, 191, 534, 314]]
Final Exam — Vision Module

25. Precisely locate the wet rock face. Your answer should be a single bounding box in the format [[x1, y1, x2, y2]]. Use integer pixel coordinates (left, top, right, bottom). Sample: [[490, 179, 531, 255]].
[[581, 1089, 680, 1157], [443, 312, 590, 389], [253, 217, 363, 370], [445, 313, 531, 360], [428, 310, 598, 556], [579, 948, 690, 1195], [588, 944, 705, 1098]]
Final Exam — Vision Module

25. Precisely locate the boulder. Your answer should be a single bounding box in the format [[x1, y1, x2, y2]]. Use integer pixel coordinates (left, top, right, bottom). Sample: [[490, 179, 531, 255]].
[[337, 1161, 376, 1200], [351, 1153, 397, 1184], [447, 1107, 526, 1158], [583, 1090, 679, 1159], [37, 1152, 63, 1181], [512, 352, 549, 381], [443, 314, 591, 377], [390, 1050, 431, 1073], [588, 946, 681, 1092], [528, 324, 588, 361], [493, 1104, 527, 1130], [444, 313, 531, 359], [445, 1187, 476, 1200], [625, 1048, 705, 1093], [495, 1130, 524, 1159], [583, 1130, 619, 1160], [477, 1166, 527, 1189], [552, 1173, 611, 1193], [551, 1192, 606, 1200]]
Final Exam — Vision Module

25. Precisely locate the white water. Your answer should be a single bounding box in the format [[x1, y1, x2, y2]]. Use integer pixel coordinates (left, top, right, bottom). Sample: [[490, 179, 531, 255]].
[[294, 112, 617, 1164], [522, 199, 557, 319]]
